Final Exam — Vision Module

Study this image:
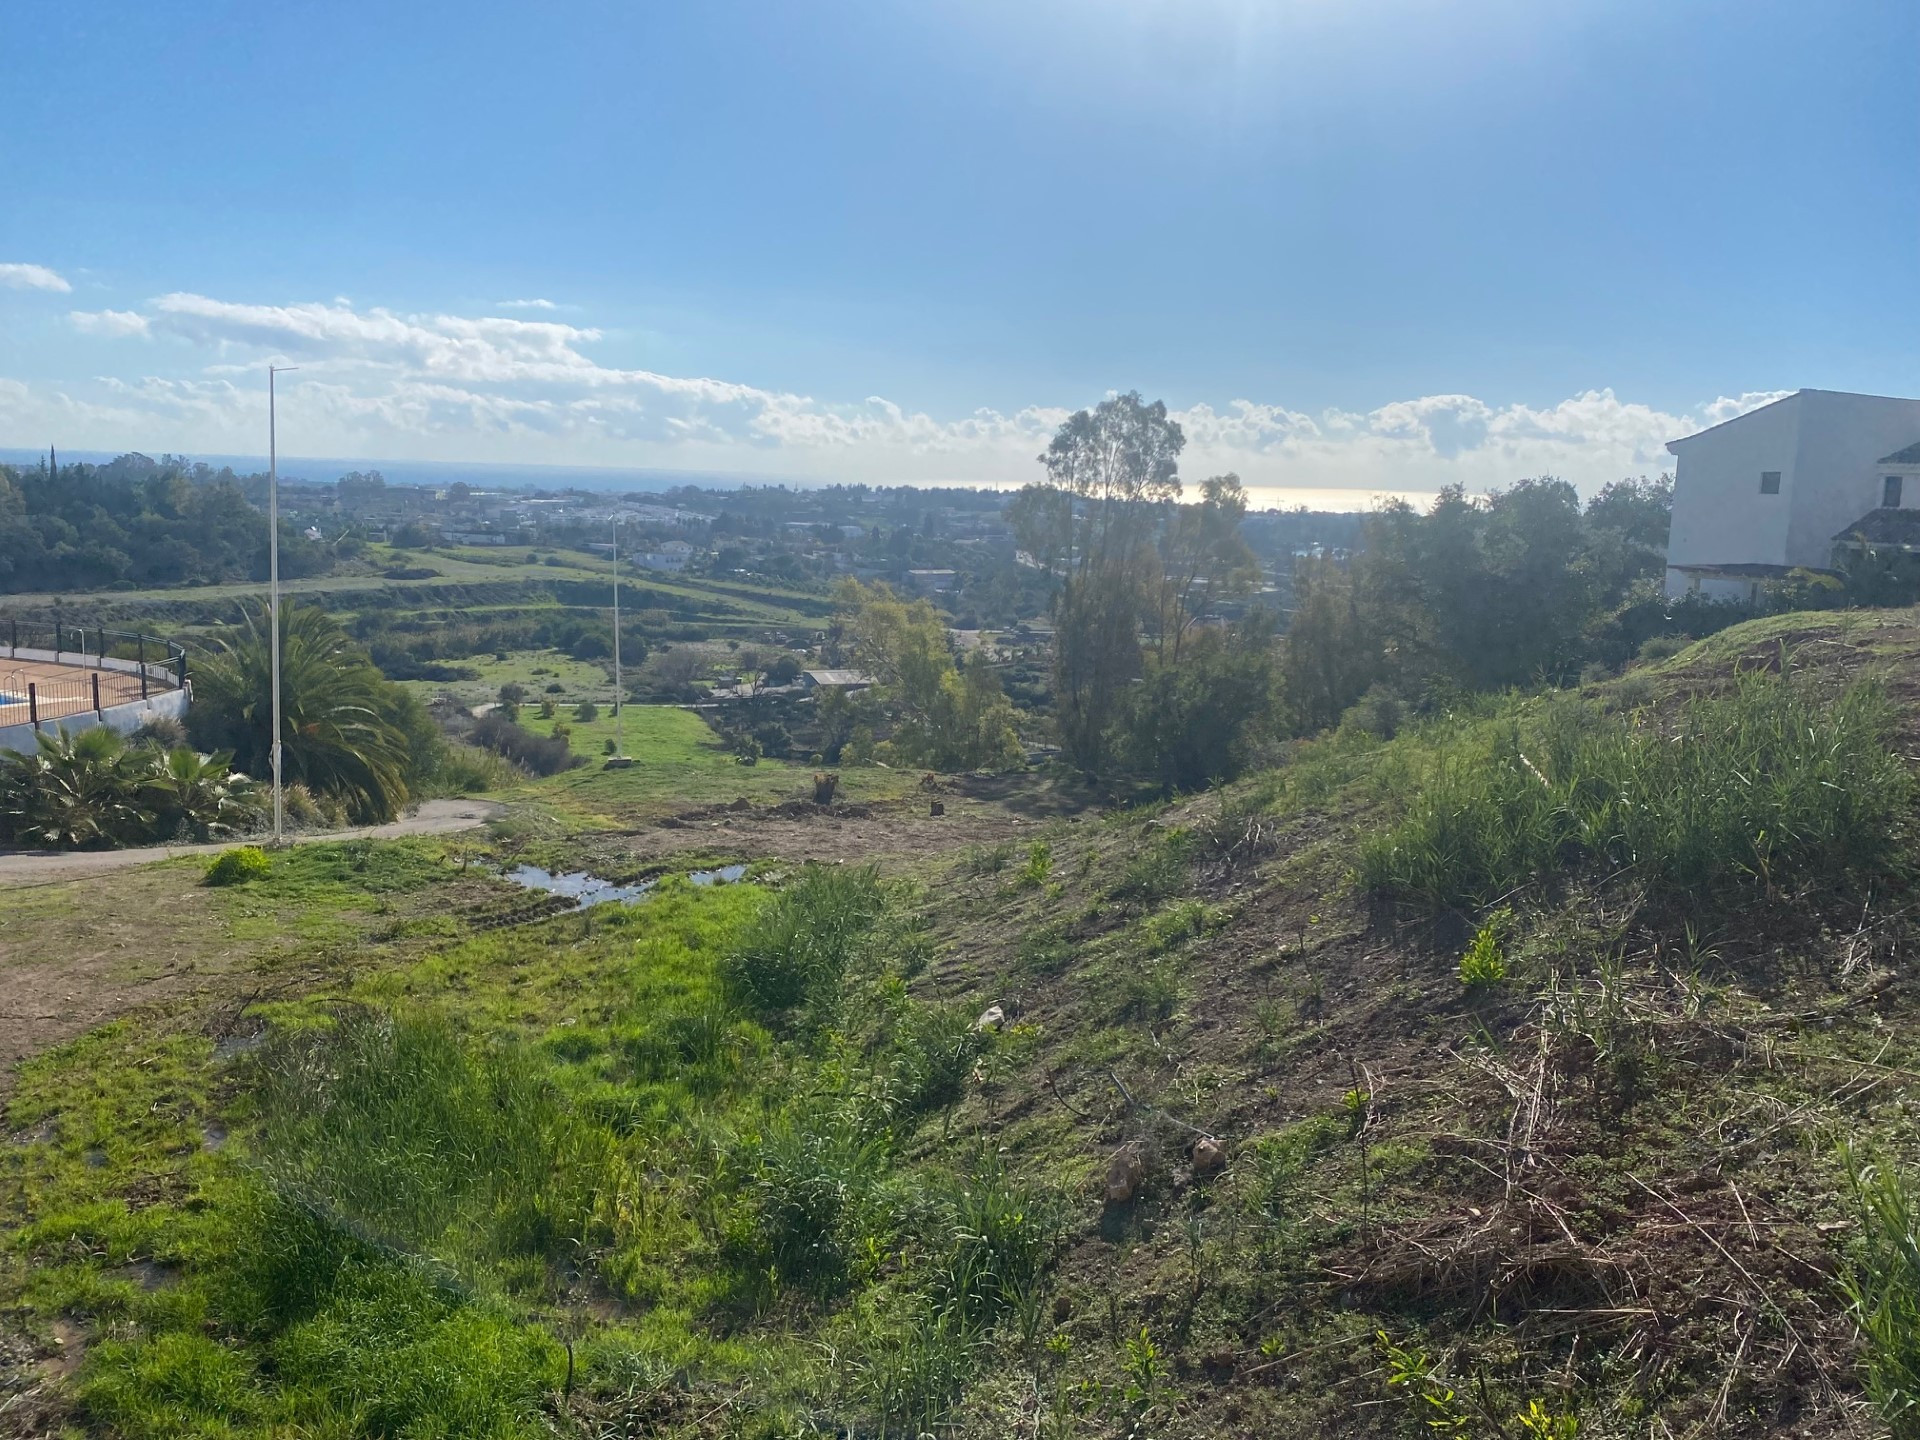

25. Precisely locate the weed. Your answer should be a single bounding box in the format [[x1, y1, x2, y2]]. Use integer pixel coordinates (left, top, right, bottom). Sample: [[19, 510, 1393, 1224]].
[[1018, 925, 1075, 977], [1121, 1325, 1162, 1410], [1108, 826, 1192, 904], [1142, 898, 1212, 952], [1458, 909, 1511, 990], [1114, 955, 1184, 1022], [204, 845, 271, 886], [965, 842, 1015, 876], [1378, 1331, 1472, 1433], [1012, 840, 1053, 889], [889, 1001, 990, 1115]]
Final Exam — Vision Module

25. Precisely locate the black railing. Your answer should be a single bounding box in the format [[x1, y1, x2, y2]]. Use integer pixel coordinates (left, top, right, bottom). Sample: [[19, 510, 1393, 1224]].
[[1, 622, 189, 687]]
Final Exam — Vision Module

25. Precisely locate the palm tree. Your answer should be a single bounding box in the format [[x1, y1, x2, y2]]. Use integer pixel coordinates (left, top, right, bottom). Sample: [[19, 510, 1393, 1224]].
[[190, 604, 414, 823], [0, 727, 152, 848], [140, 745, 259, 840]]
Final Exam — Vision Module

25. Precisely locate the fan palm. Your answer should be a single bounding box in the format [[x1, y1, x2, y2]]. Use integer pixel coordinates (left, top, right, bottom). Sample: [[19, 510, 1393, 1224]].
[[140, 744, 259, 840], [0, 726, 152, 848], [190, 604, 413, 823]]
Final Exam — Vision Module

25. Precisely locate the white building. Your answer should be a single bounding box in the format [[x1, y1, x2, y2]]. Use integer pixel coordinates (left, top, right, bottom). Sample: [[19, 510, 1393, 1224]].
[[1665, 389, 1920, 601]]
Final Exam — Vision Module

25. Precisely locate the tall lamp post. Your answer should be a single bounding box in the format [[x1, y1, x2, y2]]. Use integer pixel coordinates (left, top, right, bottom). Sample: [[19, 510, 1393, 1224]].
[[268, 364, 298, 843], [606, 512, 632, 767]]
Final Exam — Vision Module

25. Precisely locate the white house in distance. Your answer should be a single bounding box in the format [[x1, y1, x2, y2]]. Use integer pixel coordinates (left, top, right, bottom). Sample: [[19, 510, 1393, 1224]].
[[1665, 388, 1920, 601]]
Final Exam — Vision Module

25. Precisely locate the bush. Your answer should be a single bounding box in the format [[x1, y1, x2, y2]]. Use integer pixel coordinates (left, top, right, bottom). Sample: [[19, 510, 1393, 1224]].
[[1360, 674, 1909, 909], [205, 846, 272, 886], [0, 727, 259, 849], [575, 699, 598, 723], [428, 742, 519, 795], [1638, 632, 1691, 662], [469, 713, 583, 777], [130, 714, 190, 750], [1341, 685, 1404, 741], [745, 1105, 892, 1290], [889, 1002, 989, 1114], [722, 864, 885, 1020]]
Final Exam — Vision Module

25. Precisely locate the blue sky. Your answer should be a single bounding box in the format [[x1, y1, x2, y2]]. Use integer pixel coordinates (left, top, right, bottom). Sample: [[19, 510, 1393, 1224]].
[[2, 0, 1915, 503]]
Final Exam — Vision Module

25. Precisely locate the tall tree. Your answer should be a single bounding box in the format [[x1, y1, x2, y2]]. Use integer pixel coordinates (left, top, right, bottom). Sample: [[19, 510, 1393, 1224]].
[[1025, 392, 1186, 770]]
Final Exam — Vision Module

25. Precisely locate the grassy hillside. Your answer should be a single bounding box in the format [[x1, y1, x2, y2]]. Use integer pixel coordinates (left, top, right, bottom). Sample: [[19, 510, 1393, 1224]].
[[7, 608, 1920, 1437]]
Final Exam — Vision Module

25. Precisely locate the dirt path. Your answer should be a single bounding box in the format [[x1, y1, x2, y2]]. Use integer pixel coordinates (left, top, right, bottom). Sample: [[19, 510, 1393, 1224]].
[[0, 798, 503, 888]]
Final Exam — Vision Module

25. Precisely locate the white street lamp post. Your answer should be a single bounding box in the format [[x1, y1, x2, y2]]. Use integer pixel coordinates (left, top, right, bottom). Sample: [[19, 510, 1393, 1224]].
[[612, 513, 624, 761], [268, 364, 297, 844]]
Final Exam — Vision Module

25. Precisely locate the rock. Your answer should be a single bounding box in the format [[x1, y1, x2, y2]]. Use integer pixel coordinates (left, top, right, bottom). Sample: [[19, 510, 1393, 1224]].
[[1192, 1137, 1227, 1179], [930, 800, 945, 816], [973, 1004, 1005, 1032], [1106, 1146, 1145, 1205]]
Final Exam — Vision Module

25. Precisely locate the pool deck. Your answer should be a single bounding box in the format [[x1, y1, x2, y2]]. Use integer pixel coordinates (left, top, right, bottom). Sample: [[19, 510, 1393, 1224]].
[[0, 656, 172, 728]]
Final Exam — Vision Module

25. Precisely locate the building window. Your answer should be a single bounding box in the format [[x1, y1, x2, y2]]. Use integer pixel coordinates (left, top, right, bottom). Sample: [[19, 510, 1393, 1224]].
[[1759, 471, 1782, 494], [1886, 475, 1904, 509]]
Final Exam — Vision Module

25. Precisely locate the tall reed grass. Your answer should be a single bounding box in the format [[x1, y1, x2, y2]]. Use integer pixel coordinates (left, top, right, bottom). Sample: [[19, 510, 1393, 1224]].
[[1359, 673, 1909, 908], [1845, 1158, 1920, 1438]]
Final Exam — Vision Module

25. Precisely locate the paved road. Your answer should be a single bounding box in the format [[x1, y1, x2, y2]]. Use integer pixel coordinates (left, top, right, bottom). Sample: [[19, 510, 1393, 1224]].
[[0, 798, 505, 886]]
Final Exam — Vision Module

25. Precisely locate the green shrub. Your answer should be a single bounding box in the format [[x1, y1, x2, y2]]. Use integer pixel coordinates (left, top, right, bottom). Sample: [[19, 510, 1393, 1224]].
[[1845, 1158, 1920, 1437], [745, 1104, 893, 1290], [1013, 840, 1051, 889], [190, 604, 423, 824], [721, 864, 885, 1020], [889, 1002, 988, 1114], [1638, 632, 1691, 662], [1458, 911, 1510, 989], [575, 698, 599, 723], [204, 845, 272, 886], [427, 741, 518, 795], [1360, 674, 1908, 909]]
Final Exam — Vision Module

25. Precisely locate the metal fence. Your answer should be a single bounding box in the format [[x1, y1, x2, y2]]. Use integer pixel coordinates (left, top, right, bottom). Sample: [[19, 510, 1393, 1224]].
[[0, 622, 189, 686]]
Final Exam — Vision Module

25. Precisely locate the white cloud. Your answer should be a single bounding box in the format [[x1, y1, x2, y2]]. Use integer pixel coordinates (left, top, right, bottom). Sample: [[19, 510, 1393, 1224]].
[[496, 297, 558, 311], [0, 263, 72, 294], [25, 287, 1788, 501], [69, 309, 151, 338]]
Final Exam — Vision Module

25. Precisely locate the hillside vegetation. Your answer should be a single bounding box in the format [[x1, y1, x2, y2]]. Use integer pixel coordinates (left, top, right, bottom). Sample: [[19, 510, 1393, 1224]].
[[5, 608, 1920, 1439]]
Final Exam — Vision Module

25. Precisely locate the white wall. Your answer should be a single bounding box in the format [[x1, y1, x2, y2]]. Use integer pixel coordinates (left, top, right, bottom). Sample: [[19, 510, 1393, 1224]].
[[1664, 389, 1920, 596], [1785, 391, 1920, 565], [0, 687, 190, 757], [1664, 392, 1802, 595]]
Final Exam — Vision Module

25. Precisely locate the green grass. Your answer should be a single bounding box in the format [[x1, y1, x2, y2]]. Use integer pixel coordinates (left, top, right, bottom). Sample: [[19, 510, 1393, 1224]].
[[1357, 672, 1910, 909], [513, 703, 915, 825], [3, 845, 1054, 1436], [1845, 1157, 1920, 1439]]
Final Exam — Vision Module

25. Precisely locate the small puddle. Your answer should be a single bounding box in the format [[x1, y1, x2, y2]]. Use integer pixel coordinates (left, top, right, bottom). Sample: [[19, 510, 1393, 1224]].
[[505, 862, 747, 910]]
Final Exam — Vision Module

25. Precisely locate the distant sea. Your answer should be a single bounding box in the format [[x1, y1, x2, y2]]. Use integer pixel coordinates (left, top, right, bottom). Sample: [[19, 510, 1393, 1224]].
[[0, 447, 1410, 512]]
